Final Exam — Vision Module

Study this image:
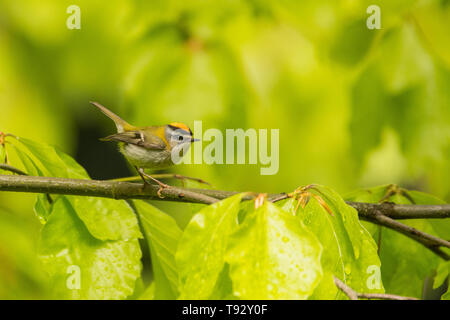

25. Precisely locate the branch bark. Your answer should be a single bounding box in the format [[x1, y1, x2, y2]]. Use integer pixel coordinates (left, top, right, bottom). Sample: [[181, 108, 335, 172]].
[[0, 174, 220, 204], [362, 210, 450, 260], [0, 174, 449, 260], [348, 201, 450, 220]]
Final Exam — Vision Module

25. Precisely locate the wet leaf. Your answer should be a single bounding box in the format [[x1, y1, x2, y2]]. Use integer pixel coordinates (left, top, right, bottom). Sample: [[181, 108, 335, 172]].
[[280, 185, 383, 299], [39, 197, 142, 299], [176, 193, 243, 299], [12, 136, 142, 241], [134, 200, 182, 299], [345, 185, 448, 298], [226, 201, 322, 299]]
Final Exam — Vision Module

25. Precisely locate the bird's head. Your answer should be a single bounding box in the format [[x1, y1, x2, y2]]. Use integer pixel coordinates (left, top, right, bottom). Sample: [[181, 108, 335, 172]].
[[165, 122, 199, 150]]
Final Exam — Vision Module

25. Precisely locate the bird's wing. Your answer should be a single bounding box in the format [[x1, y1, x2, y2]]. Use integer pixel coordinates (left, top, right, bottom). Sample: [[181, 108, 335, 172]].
[[100, 131, 166, 150]]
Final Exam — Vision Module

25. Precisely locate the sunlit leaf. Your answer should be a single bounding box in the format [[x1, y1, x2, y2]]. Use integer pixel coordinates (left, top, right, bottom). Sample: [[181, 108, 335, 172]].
[[139, 282, 155, 300], [134, 200, 182, 299], [14, 136, 87, 179], [11, 144, 53, 223], [345, 185, 448, 298], [67, 196, 142, 241], [39, 197, 142, 299], [207, 263, 236, 300], [12, 136, 142, 241], [433, 261, 449, 290], [176, 193, 244, 299], [225, 201, 322, 299], [280, 185, 384, 299], [311, 185, 363, 259]]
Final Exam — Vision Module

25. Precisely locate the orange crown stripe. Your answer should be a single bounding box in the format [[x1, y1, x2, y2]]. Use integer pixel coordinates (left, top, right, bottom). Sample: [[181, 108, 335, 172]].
[[169, 122, 191, 133]]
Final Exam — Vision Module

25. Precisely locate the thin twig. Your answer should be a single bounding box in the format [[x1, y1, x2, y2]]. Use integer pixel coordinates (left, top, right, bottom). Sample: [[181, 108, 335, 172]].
[[269, 193, 289, 203], [333, 276, 418, 300], [334, 277, 358, 300], [0, 164, 28, 176], [362, 211, 450, 260], [357, 293, 419, 300]]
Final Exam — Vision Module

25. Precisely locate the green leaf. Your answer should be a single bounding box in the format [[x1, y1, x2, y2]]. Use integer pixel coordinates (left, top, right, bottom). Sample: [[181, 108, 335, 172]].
[[406, 190, 450, 241], [429, 213, 450, 300], [12, 136, 142, 241], [14, 136, 87, 178], [176, 193, 244, 299], [34, 194, 53, 224], [139, 282, 155, 300], [433, 261, 449, 290], [225, 201, 323, 299], [67, 196, 142, 241], [11, 144, 54, 223], [345, 185, 447, 298], [134, 200, 182, 299], [39, 197, 142, 299], [207, 264, 236, 300], [280, 185, 384, 299], [443, 291, 450, 300], [311, 185, 364, 259]]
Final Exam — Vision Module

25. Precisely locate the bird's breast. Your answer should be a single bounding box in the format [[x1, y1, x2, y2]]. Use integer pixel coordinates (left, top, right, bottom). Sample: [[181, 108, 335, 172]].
[[120, 143, 172, 169]]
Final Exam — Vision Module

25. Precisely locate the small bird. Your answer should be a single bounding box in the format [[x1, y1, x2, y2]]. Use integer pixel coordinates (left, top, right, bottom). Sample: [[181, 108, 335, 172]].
[[90, 101, 198, 196]]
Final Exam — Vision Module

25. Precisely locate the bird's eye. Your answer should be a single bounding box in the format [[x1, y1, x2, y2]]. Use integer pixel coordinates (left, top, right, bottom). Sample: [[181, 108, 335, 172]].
[[178, 136, 183, 141]]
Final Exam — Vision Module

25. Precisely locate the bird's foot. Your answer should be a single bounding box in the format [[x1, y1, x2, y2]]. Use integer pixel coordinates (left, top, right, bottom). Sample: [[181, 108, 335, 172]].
[[136, 167, 170, 198], [156, 181, 170, 198], [139, 177, 169, 198]]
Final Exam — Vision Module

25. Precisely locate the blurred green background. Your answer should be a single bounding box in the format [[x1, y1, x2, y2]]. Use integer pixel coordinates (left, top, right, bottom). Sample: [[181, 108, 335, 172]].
[[0, 0, 449, 298]]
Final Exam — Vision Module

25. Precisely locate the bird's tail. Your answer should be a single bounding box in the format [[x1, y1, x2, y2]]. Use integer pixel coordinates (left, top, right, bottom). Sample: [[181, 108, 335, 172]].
[[90, 101, 134, 133]]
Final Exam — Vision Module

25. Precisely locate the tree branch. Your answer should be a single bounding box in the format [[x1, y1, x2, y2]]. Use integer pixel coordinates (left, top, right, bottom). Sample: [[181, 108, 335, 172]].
[[0, 174, 219, 204], [333, 276, 418, 300], [348, 201, 450, 220], [359, 210, 450, 260], [0, 174, 449, 260]]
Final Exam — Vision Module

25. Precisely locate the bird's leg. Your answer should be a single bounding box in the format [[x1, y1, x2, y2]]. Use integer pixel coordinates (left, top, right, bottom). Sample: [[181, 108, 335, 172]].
[[136, 167, 169, 198], [135, 166, 150, 186]]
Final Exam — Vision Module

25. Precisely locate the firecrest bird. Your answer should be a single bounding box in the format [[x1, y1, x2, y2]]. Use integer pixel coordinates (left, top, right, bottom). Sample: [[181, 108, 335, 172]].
[[90, 101, 198, 196]]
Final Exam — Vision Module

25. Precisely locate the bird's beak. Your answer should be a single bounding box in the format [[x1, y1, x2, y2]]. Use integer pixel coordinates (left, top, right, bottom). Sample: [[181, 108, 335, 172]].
[[191, 138, 200, 142]]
